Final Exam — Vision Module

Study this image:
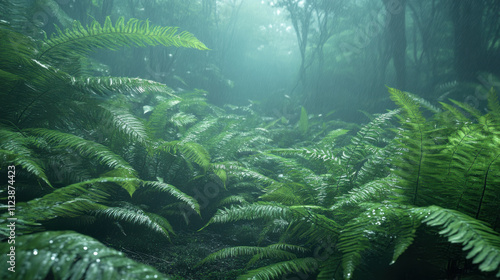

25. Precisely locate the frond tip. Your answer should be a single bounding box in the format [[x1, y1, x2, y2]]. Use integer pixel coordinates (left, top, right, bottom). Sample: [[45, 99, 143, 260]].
[[417, 205, 500, 277]]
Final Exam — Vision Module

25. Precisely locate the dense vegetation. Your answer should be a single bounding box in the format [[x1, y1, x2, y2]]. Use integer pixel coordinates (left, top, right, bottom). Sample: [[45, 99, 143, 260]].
[[1, 1, 500, 280]]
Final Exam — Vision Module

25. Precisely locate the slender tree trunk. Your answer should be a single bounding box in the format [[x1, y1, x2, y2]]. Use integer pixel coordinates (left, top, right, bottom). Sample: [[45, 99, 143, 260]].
[[383, 0, 407, 90], [450, 0, 484, 82]]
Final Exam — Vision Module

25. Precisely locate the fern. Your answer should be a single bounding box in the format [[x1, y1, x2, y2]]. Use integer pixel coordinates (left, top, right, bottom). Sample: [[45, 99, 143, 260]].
[[198, 244, 300, 267], [0, 231, 169, 280], [144, 180, 200, 214], [38, 16, 208, 61], [338, 203, 419, 280], [27, 128, 136, 174], [416, 205, 500, 277], [298, 106, 309, 135], [0, 128, 51, 186], [201, 203, 290, 230], [389, 87, 433, 205], [331, 176, 398, 210], [99, 105, 150, 145], [74, 76, 177, 98], [94, 206, 174, 238], [238, 258, 318, 280], [157, 140, 211, 171]]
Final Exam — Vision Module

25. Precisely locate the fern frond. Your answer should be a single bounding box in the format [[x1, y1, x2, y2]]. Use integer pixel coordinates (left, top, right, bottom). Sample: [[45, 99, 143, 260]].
[[487, 87, 500, 125], [201, 203, 290, 230], [198, 245, 297, 267], [15, 177, 133, 222], [158, 141, 211, 171], [0, 128, 51, 186], [27, 128, 136, 173], [51, 198, 108, 218], [144, 180, 200, 214], [317, 128, 349, 147], [170, 112, 197, 128], [416, 205, 500, 276], [38, 16, 208, 61], [237, 258, 318, 280], [287, 207, 339, 245], [331, 176, 397, 210], [336, 109, 398, 191], [316, 255, 342, 280], [405, 91, 442, 113], [338, 203, 418, 279], [147, 98, 182, 135], [99, 105, 150, 144], [76, 76, 177, 98], [178, 142, 211, 171], [94, 206, 173, 238], [0, 231, 169, 279], [269, 148, 341, 165], [217, 195, 248, 206]]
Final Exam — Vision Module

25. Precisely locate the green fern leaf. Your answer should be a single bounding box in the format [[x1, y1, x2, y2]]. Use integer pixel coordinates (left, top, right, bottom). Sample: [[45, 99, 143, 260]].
[[198, 245, 298, 267], [238, 258, 318, 280], [94, 206, 173, 238], [75, 76, 177, 98], [38, 16, 208, 61], [416, 205, 500, 276], [0, 128, 52, 187], [99, 105, 150, 144], [201, 203, 290, 230], [0, 231, 169, 279], [298, 106, 309, 135], [144, 181, 200, 214], [27, 128, 136, 174]]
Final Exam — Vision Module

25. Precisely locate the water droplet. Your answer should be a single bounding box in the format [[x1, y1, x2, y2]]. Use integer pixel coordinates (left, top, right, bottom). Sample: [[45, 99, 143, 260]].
[[93, 252, 98, 256], [83, 246, 88, 250], [49, 240, 53, 244], [96, 259, 101, 263], [33, 249, 38, 255]]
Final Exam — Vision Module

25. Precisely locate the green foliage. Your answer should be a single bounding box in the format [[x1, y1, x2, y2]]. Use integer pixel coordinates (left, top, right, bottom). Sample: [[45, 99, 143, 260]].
[[95, 206, 174, 238], [0, 10, 210, 279], [2, 4, 500, 278], [417, 205, 500, 277], [298, 106, 309, 135], [27, 128, 136, 175], [0, 231, 170, 280], [237, 258, 318, 280], [38, 16, 208, 62], [198, 87, 500, 279]]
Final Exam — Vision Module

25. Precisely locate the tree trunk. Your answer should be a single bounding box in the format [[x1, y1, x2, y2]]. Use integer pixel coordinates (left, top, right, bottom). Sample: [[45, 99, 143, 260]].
[[383, 0, 407, 90], [450, 0, 484, 82]]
